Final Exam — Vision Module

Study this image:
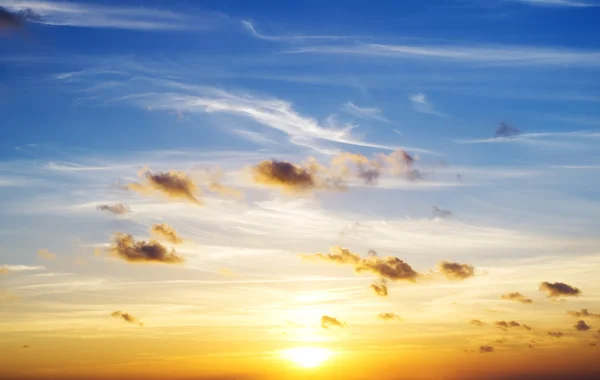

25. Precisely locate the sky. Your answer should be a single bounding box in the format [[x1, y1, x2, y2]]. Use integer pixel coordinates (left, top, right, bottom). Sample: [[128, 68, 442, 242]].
[[1, 0, 600, 379]]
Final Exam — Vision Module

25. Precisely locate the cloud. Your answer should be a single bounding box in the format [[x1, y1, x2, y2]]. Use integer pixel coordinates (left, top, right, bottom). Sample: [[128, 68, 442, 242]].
[[455, 130, 600, 144], [574, 320, 591, 331], [321, 315, 347, 329], [36, 249, 56, 260], [495, 122, 521, 138], [194, 168, 243, 199], [109, 234, 184, 264], [22, 345, 29, 349], [0, 267, 8, 275], [0, 264, 44, 272], [343, 101, 390, 123], [433, 206, 452, 219], [378, 313, 402, 321], [0, 0, 217, 30], [501, 292, 534, 304], [241, 20, 353, 42], [150, 223, 183, 244], [511, 0, 599, 7], [568, 309, 600, 319], [129, 169, 202, 205], [548, 332, 564, 338], [301, 246, 419, 284], [438, 261, 475, 280], [370, 280, 388, 297], [470, 319, 485, 327], [96, 204, 129, 215], [252, 160, 316, 192], [111, 311, 143, 326], [495, 321, 523, 330], [480, 345, 494, 353], [539, 281, 582, 297], [409, 93, 444, 116], [0, 5, 41, 31]]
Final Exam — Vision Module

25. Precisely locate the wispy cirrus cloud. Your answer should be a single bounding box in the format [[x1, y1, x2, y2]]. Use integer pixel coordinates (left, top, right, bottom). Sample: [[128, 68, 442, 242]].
[[0, 0, 224, 30], [409, 93, 444, 116], [241, 20, 354, 42], [455, 130, 600, 144], [342, 101, 390, 123], [511, 0, 599, 8]]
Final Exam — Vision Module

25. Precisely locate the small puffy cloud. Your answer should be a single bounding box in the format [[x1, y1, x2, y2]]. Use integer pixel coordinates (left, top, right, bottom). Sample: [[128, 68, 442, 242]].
[[378, 313, 402, 321], [109, 234, 184, 264], [548, 332, 564, 338], [343, 101, 390, 123], [150, 223, 183, 244], [129, 169, 201, 205], [590, 342, 597, 347], [433, 206, 452, 219], [97, 204, 129, 215], [111, 311, 143, 327], [479, 345, 494, 353], [574, 320, 591, 331], [370, 282, 388, 297], [301, 246, 419, 285], [438, 261, 475, 280], [539, 282, 581, 298], [22, 345, 29, 349], [523, 324, 533, 331], [409, 93, 443, 116], [470, 319, 485, 327], [568, 309, 600, 319], [321, 315, 347, 329], [495, 122, 521, 138], [252, 160, 316, 191], [495, 321, 522, 330], [37, 249, 56, 260], [501, 292, 533, 304]]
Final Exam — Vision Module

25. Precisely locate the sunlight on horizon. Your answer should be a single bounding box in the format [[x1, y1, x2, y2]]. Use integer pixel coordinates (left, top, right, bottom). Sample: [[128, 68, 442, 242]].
[[280, 347, 334, 368]]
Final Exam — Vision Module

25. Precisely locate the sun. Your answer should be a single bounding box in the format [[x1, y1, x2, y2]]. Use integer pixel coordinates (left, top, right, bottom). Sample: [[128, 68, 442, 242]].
[[280, 347, 333, 368]]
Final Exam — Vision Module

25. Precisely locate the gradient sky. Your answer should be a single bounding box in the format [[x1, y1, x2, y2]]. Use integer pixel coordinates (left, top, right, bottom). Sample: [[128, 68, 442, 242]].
[[1, 1, 600, 379]]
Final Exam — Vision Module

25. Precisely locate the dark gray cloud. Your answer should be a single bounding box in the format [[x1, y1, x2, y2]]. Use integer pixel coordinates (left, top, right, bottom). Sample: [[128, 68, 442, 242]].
[[574, 320, 591, 332], [97, 204, 129, 215], [495, 320, 522, 330], [109, 233, 184, 264], [129, 169, 201, 204], [252, 160, 316, 191], [480, 345, 494, 353], [495, 122, 521, 138], [470, 319, 485, 327], [111, 311, 143, 326], [568, 309, 600, 319], [548, 332, 564, 338], [321, 315, 347, 329], [0, 6, 41, 32], [433, 206, 452, 218], [501, 292, 533, 304], [150, 223, 183, 244], [539, 282, 581, 298], [438, 261, 475, 280], [378, 313, 402, 321]]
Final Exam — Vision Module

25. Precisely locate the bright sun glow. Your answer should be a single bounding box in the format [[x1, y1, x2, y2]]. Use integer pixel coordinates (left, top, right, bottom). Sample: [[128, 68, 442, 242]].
[[280, 347, 333, 368]]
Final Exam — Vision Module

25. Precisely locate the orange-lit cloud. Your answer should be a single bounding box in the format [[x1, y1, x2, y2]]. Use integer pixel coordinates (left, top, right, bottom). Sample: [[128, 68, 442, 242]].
[[37, 249, 56, 260], [109, 234, 184, 264], [480, 345, 494, 353], [470, 319, 485, 327], [438, 261, 475, 280], [0, 267, 8, 275], [378, 313, 402, 321], [150, 223, 183, 244], [97, 204, 129, 214], [196, 168, 243, 199], [574, 320, 591, 331], [370, 279, 388, 296], [548, 332, 564, 338], [501, 292, 533, 304], [321, 315, 347, 329], [111, 311, 143, 326], [129, 169, 201, 204], [252, 160, 316, 191], [539, 282, 581, 298], [568, 309, 600, 319], [495, 320, 524, 330]]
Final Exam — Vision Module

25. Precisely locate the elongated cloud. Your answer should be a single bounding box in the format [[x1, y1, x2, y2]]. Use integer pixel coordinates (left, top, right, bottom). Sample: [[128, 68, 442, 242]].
[[438, 261, 475, 280], [433, 206, 452, 218], [501, 292, 534, 304], [241, 20, 353, 42], [343, 101, 390, 123], [574, 320, 591, 331], [470, 319, 485, 327], [495, 321, 523, 330], [252, 160, 316, 192], [539, 281, 582, 297], [301, 246, 419, 283], [0, 265, 44, 272], [409, 93, 443, 116], [36, 249, 56, 260], [150, 223, 183, 244], [0, 5, 41, 31], [480, 345, 494, 353], [495, 122, 521, 138], [321, 315, 347, 329], [370, 280, 388, 297], [97, 204, 129, 215], [548, 331, 564, 338], [129, 169, 201, 205], [109, 234, 184, 264], [568, 309, 600, 319], [378, 313, 402, 321], [512, 0, 598, 7], [111, 311, 143, 326]]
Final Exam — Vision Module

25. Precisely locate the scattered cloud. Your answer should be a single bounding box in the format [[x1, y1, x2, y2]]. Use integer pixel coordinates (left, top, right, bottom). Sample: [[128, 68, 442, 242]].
[[252, 160, 316, 192], [0, 264, 44, 272], [378, 313, 402, 321], [455, 130, 600, 144], [470, 319, 485, 327], [511, 0, 599, 8], [480, 345, 494, 353], [129, 169, 201, 205], [495, 122, 521, 139], [0, 5, 41, 32], [321, 315, 347, 329], [194, 168, 243, 199], [96, 204, 129, 215], [495, 321, 523, 330], [539, 281, 582, 298], [501, 292, 534, 304], [409, 93, 444, 116], [568, 309, 600, 319], [150, 223, 183, 244], [109, 234, 184, 264], [523, 324, 533, 331], [574, 320, 591, 331], [241, 20, 354, 42], [111, 311, 143, 326], [343, 101, 390, 123], [22, 345, 29, 349], [370, 280, 388, 297], [433, 206, 452, 219], [548, 332, 564, 338], [36, 249, 56, 260], [438, 261, 475, 280], [0, 267, 8, 275]]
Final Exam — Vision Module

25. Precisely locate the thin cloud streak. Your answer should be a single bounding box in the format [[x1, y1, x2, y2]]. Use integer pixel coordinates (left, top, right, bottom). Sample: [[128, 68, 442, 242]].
[[241, 20, 356, 41], [343, 101, 390, 123], [511, 0, 599, 7]]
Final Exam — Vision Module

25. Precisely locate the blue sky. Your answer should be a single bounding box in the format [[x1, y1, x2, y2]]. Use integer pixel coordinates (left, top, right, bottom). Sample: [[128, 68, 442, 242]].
[[1, 1, 600, 378]]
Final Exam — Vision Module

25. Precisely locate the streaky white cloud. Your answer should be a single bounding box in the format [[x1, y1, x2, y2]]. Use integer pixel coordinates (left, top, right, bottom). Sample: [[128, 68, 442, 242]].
[[0, 0, 224, 30], [455, 130, 600, 144], [290, 43, 600, 66], [1, 264, 45, 272], [511, 0, 599, 7], [551, 165, 600, 169], [342, 101, 390, 123], [241, 20, 355, 42], [409, 93, 444, 116], [232, 129, 277, 145]]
